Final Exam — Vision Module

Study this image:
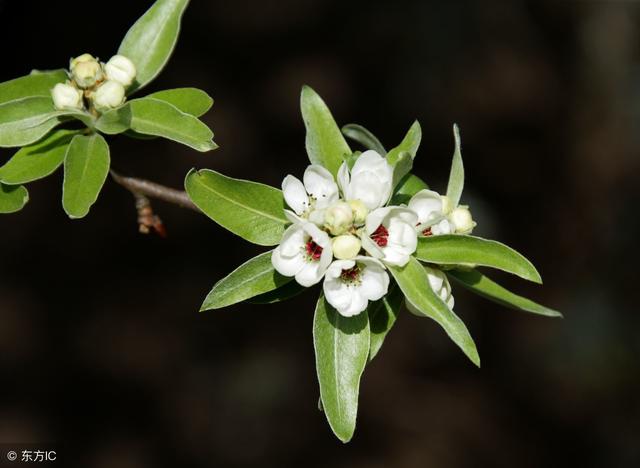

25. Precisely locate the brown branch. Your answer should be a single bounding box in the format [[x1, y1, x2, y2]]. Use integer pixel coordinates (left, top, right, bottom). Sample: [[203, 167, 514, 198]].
[[110, 170, 201, 236]]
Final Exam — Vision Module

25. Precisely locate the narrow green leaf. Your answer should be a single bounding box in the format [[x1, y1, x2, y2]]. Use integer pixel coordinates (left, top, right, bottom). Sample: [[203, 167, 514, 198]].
[[128, 98, 215, 151], [0, 97, 61, 148], [0, 183, 29, 213], [95, 104, 131, 135], [448, 269, 562, 318], [390, 173, 429, 205], [0, 129, 78, 184], [368, 283, 403, 362], [118, 0, 190, 93], [0, 69, 68, 105], [446, 123, 464, 207], [415, 235, 542, 284], [201, 251, 293, 311], [389, 257, 480, 367], [313, 294, 370, 443], [147, 88, 213, 117], [386, 120, 422, 166], [185, 169, 289, 246], [62, 134, 110, 219], [341, 123, 386, 155], [247, 280, 306, 304], [301, 85, 351, 177], [391, 151, 413, 190]]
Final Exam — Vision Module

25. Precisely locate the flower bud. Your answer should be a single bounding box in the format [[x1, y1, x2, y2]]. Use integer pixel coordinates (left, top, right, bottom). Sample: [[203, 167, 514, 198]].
[[440, 195, 453, 215], [51, 83, 83, 110], [332, 234, 362, 260], [324, 201, 353, 235], [105, 55, 137, 88], [92, 80, 125, 110], [450, 206, 476, 234], [70, 54, 103, 88], [348, 200, 368, 225]]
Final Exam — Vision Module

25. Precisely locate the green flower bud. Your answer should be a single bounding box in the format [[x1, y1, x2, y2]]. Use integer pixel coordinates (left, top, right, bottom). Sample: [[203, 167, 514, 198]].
[[332, 234, 362, 260], [450, 206, 476, 234], [348, 199, 368, 225], [93, 80, 125, 111], [105, 55, 136, 88], [324, 201, 353, 235], [51, 83, 83, 110], [70, 54, 103, 88]]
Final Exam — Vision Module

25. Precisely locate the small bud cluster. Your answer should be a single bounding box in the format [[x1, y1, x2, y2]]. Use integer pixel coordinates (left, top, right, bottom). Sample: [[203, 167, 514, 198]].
[[51, 53, 137, 114]]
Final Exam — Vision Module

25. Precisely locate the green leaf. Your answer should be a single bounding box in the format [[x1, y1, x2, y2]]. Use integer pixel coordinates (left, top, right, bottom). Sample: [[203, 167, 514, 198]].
[[118, 0, 190, 93], [185, 169, 289, 246], [313, 294, 370, 443], [386, 120, 421, 166], [390, 173, 429, 205], [0, 69, 68, 105], [446, 123, 464, 207], [368, 283, 403, 362], [301, 85, 351, 177], [448, 269, 562, 318], [95, 105, 131, 135], [389, 257, 480, 367], [0, 129, 78, 184], [0, 183, 29, 213], [62, 134, 110, 219], [147, 88, 213, 117], [341, 124, 386, 155], [247, 280, 307, 304], [391, 151, 413, 190], [0, 97, 61, 148], [200, 251, 293, 311], [127, 98, 215, 151], [415, 235, 542, 284]]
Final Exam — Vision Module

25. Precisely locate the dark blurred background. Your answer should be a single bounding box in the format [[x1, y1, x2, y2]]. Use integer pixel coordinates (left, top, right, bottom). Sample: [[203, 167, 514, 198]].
[[1, 0, 639, 467]]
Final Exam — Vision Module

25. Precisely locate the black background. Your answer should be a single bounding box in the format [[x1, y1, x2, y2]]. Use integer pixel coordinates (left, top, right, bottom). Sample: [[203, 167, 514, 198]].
[[1, 1, 639, 467]]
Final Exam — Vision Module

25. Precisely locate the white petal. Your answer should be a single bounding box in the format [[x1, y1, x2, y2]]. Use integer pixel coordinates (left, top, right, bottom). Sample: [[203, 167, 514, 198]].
[[303, 165, 338, 209], [271, 244, 305, 277], [361, 234, 384, 258], [365, 207, 392, 235], [307, 208, 325, 226], [279, 224, 306, 256], [408, 189, 444, 225], [387, 218, 418, 254], [359, 265, 389, 301], [425, 267, 445, 292], [303, 222, 331, 248], [351, 150, 385, 176], [447, 294, 455, 310], [284, 209, 305, 225], [381, 245, 411, 267], [342, 290, 368, 317], [337, 162, 351, 198], [282, 175, 309, 215], [431, 218, 455, 235], [349, 172, 387, 210]]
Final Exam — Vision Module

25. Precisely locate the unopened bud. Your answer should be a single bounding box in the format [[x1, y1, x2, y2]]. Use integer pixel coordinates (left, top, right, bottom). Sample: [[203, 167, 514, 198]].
[[70, 54, 103, 88], [332, 234, 362, 260], [51, 83, 83, 110], [92, 80, 125, 110], [348, 200, 368, 225], [105, 55, 136, 87], [450, 206, 475, 234], [324, 201, 353, 235]]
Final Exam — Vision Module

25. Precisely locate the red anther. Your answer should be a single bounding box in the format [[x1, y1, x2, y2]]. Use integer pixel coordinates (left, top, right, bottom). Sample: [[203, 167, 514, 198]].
[[371, 224, 389, 247], [422, 227, 432, 236], [305, 240, 323, 261], [340, 266, 360, 282]]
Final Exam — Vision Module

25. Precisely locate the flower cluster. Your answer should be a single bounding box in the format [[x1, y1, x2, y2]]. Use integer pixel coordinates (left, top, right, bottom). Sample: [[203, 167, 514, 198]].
[[271, 150, 476, 317], [51, 53, 137, 113]]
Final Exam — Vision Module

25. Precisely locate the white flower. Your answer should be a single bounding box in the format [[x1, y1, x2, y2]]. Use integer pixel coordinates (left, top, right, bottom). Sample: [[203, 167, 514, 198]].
[[105, 55, 137, 88], [93, 80, 125, 110], [406, 266, 455, 314], [338, 150, 393, 210], [282, 165, 339, 224], [407, 189, 456, 236], [324, 201, 353, 235], [332, 234, 362, 260], [323, 256, 389, 317], [272, 222, 333, 287], [362, 206, 418, 267], [51, 83, 83, 111], [70, 53, 103, 89]]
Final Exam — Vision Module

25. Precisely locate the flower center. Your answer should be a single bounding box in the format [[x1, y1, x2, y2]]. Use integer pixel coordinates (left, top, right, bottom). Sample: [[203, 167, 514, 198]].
[[422, 227, 432, 236], [340, 265, 362, 285], [305, 240, 323, 261], [371, 225, 389, 247]]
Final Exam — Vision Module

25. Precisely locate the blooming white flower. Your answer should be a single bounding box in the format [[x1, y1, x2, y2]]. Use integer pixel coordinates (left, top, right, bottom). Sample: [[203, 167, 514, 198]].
[[70, 53, 103, 89], [362, 206, 418, 267], [93, 80, 125, 110], [338, 150, 393, 210], [282, 164, 339, 224], [105, 55, 137, 88], [323, 256, 389, 317], [51, 83, 83, 111], [406, 266, 455, 314], [332, 234, 362, 260], [272, 222, 333, 287], [408, 189, 477, 236]]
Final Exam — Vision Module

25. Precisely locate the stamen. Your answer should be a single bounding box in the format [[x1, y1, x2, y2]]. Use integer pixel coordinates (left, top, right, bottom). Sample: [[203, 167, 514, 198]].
[[305, 240, 323, 261], [422, 227, 432, 236], [340, 266, 361, 284], [371, 224, 389, 247]]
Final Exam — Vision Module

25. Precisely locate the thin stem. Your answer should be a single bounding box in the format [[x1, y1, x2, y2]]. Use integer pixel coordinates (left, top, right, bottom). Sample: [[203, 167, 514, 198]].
[[110, 170, 199, 212]]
